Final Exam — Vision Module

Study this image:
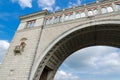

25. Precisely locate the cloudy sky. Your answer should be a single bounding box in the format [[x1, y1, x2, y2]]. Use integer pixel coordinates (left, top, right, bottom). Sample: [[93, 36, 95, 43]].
[[55, 46, 120, 80], [0, 0, 120, 80]]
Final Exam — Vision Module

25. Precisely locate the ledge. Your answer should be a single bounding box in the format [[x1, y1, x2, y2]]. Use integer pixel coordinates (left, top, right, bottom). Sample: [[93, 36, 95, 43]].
[[43, 11, 120, 29], [20, 10, 48, 20]]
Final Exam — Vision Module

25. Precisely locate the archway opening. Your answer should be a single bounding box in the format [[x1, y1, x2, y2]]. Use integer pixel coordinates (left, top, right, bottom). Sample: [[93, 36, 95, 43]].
[[39, 66, 52, 80], [34, 23, 120, 80], [54, 46, 120, 80]]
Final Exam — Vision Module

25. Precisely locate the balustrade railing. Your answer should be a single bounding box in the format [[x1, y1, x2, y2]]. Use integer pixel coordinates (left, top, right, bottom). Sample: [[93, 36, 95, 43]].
[[44, 1, 120, 26]]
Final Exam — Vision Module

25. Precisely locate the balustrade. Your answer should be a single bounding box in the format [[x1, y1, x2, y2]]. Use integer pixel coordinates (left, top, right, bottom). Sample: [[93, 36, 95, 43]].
[[44, 1, 120, 26]]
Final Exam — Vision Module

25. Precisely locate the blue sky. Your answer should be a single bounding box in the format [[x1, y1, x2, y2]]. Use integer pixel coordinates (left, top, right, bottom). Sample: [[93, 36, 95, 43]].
[[55, 46, 120, 80], [0, 0, 96, 42], [0, 0, 120, 80]]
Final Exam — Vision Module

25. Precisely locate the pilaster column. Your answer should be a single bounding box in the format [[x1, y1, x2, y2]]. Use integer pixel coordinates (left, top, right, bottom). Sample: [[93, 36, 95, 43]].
[[112, 2, 117, 11]]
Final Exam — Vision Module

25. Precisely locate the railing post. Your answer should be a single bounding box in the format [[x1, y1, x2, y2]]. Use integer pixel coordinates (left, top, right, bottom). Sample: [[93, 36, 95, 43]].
[[84, 4, 88, 17], [112, 2, 117, 11]]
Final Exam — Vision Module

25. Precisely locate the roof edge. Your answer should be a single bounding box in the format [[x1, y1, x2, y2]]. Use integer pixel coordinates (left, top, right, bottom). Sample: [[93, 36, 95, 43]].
[[20, 10, 48, 20]]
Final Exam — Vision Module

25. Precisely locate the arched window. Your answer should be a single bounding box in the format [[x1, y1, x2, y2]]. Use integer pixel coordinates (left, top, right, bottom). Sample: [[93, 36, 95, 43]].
[[101, 7, 107, 14], [107, 6, 113, 12], [20, 38, 27, 41], [26, 20, 36, 28], [116, 4, 120, 10], [93, 9, 99, 15], [88, 10, 93, 16], [81, 12, 86, 17], [75, 12, 81, 18]]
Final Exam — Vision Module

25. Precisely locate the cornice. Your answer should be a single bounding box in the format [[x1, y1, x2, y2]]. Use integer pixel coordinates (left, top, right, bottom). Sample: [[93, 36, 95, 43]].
[[20, 10, 48, 20]]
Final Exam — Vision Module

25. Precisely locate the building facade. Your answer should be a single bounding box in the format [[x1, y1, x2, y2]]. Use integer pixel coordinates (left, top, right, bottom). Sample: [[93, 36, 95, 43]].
[[0, 0, 120, 80]]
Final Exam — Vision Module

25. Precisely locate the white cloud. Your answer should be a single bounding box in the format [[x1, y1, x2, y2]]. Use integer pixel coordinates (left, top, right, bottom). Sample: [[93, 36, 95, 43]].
[[68, 0, 81, 8], [68, 2, 77, 8], [11, 0, 32, 8], [54, 70, 80, 80], [95, 52, 120, 70], [77, 0, 81, 5], [54, 46, 120, 80], [55, 6, 60, 11], [37, 0, 55, 11], [0, 40, 9, 63], [58, 46, 120, 75]]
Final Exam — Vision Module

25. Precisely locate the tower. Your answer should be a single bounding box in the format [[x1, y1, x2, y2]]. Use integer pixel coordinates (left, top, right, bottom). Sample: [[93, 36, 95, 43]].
[[0, 10, 47, 80]]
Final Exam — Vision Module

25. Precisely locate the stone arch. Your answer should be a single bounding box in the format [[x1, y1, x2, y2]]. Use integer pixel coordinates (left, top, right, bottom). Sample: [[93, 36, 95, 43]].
[[31, 20, 120, 80], [20, 37, 27, 41]]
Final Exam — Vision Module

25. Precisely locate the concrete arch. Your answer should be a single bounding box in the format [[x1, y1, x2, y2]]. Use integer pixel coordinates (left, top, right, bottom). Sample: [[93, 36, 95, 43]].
[[31, 20, 120, 80]]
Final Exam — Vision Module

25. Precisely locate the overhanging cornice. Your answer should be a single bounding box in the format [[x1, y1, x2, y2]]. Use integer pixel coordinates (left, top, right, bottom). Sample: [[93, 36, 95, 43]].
[[20, 10, 48, 20]]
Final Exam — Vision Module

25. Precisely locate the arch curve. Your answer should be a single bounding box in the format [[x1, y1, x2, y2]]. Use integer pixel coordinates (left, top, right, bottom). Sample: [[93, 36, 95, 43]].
[[20, 37, 27, 41], [31, 20, 120, 80]]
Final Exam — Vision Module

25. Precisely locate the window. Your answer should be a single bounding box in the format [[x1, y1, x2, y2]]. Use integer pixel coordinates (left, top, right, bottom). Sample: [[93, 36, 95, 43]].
[[81, 12, 86, 17], [107, 6, 113, 12], [93, 9, 99, 15], [20, 38, 27, 41], [101, 7, 107, 14], [88, 10, 93, 16], [116, 4, 120, 10], [26, 20, 35, 28], [75, 12, 81, 18]]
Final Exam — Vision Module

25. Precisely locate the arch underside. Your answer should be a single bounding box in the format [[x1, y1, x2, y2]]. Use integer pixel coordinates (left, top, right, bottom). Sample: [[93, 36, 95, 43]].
[[34, 24, 120, 80]]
